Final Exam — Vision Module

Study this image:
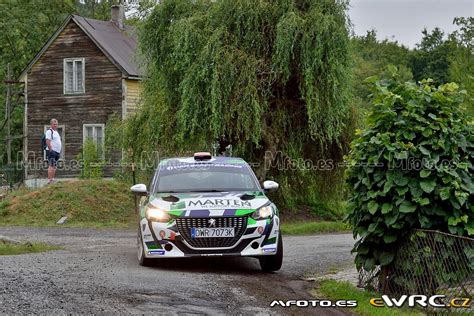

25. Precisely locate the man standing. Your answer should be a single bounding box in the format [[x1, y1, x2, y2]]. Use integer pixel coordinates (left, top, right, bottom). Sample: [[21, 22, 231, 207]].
[[45, 118, 62, 184]]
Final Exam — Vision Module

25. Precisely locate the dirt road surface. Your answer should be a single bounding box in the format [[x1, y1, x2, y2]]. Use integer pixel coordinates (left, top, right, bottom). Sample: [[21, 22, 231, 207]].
[[0, 227, 355, 315]]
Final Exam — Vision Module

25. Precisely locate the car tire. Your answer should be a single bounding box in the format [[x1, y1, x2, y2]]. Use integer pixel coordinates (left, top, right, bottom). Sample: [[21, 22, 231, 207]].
[[138, 227, 154, 267], [259, 232, 283, 272]]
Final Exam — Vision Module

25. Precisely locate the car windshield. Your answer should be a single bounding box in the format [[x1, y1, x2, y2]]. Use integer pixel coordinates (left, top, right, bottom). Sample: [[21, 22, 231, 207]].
[[155, 162, 260, 193]]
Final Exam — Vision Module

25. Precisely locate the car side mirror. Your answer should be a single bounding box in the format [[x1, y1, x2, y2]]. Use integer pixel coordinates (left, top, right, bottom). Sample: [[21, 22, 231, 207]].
[[263, 180, 279, 193], [131, 183, 148, 196]]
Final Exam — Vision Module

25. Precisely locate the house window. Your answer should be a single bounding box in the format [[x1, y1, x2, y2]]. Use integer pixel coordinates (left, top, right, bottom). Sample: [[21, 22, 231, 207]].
[[83, 124, 105, 158], [43, 125, 65, 160], [64, 58, 85, 94]]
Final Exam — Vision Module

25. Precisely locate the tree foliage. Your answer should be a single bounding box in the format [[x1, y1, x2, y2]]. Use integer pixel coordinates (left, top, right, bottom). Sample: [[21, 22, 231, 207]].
[[350, 30, 413, 123], [118, 0, 353, 212], [0, 0, 76, 164], [448, 17, 473, 114], [351, 20, 473, 123], [346, 69, 473, 271], [409, 20, 474, 101], [409, 27, 452, 85], [137, 0, 351, 158]]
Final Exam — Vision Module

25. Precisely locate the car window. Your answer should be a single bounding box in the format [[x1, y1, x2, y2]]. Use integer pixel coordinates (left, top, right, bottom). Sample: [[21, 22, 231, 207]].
[[155, 163, 259, 193]]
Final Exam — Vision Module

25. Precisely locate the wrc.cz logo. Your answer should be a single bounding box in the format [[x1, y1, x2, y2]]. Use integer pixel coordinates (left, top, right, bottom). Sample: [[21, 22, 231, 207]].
[[370, 295, 471, 308]]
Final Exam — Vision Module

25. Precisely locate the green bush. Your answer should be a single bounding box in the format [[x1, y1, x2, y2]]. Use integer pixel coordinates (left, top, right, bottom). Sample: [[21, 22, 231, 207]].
[[345, 68, 473, 271], [78, 139, 104, 179]]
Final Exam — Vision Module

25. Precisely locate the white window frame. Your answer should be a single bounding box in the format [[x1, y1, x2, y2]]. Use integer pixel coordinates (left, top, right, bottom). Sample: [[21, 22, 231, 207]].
[[83, 124, 105, 159], [63, 58, 85, 94], [43, 125, 65, 161]]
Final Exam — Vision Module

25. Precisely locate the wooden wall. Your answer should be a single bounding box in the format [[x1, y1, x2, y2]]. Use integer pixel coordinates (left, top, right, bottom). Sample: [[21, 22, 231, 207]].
[[25, 20, 123, 178], [124, 79, 142, 117]]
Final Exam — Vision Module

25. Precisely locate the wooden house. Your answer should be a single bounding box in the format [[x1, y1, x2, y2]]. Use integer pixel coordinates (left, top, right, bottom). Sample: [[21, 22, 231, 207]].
[[19, 6, 142, 186]]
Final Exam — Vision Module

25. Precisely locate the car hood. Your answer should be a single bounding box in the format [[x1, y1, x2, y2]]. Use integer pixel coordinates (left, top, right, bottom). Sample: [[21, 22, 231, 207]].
[[149, 191, 270, 212]]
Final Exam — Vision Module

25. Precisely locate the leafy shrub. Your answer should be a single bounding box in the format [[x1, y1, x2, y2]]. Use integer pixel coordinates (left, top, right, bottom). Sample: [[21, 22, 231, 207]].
[[346, 68, 473, 271], [0, 200, 10, 216], [104, 114, 155, 186], [78, 139, 104, 179]]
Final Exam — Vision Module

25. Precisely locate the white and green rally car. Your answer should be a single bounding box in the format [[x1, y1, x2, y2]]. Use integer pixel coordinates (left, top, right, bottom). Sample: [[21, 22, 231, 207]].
[[131, 152, 283, 272]]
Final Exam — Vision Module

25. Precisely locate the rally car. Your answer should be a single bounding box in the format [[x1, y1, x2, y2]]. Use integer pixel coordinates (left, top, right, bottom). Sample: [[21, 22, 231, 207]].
[[131, 152, 283, 271]]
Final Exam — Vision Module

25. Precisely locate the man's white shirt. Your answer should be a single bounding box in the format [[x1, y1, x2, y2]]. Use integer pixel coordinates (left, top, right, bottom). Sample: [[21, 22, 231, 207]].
[[45, 129, 62, 153]]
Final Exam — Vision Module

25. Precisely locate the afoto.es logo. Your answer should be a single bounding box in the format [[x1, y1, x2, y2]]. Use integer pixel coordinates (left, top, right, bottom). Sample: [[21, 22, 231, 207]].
[[270, 300, 357, 308]]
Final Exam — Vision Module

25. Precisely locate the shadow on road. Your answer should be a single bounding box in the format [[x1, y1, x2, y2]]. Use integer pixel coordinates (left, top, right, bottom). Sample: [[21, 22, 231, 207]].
[[143, 256, 269, 275]]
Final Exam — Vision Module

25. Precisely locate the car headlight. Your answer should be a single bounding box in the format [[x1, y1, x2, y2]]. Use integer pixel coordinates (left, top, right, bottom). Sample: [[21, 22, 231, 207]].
[[252, 205, 273, 220], [145, 206, 171, 222]]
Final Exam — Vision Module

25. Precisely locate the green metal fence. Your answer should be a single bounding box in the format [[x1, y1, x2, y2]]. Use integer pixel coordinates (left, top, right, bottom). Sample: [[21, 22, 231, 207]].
[[0, 163, 24, 189], [359, 229, 474, 313]]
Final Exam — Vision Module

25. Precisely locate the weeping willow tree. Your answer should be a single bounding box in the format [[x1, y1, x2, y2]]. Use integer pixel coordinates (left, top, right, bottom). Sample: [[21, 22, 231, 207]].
[[125, 0, 353, 213]]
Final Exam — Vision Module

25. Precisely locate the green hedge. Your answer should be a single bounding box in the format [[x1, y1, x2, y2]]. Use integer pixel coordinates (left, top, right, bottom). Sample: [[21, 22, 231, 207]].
[[346, 68, 473, 271]]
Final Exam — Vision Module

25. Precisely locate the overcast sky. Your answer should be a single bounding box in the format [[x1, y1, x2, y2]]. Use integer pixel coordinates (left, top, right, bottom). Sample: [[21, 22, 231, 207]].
[[348, 0, 473, 48]]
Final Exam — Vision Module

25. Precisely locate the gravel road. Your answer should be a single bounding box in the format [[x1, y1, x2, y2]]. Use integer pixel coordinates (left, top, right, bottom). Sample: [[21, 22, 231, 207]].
[[0, 227, 355, 315]]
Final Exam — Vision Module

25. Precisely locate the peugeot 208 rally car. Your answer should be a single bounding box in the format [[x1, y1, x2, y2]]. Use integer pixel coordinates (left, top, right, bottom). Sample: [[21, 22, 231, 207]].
[[131, 152, 282, 271]]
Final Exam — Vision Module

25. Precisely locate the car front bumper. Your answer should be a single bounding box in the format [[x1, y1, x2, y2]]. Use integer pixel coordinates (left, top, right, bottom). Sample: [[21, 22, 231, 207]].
[[139, 215, 280, 258]]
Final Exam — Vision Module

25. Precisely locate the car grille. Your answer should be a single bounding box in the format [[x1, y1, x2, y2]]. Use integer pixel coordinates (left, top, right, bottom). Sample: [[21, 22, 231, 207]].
[[176, 217, 247, 248]]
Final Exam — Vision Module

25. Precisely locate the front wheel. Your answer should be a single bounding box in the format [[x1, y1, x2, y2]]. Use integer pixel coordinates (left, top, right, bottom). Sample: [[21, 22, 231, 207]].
[[138, 227, 154, 267], [259, 232, 283, 272]]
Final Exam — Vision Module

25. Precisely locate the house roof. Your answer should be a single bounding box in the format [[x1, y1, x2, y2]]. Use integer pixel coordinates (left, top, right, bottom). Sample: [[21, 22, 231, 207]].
[[19, 14, 142, 81]]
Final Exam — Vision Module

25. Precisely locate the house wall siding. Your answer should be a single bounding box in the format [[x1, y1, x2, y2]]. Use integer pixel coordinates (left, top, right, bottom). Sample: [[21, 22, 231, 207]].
[[26, 20, 123, 178], [124, 79, 141, 116]]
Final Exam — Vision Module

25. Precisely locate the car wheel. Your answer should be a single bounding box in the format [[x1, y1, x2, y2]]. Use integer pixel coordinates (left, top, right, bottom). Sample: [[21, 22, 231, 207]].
[[137, 227, 154, 267], [259, 232, 283, 272]]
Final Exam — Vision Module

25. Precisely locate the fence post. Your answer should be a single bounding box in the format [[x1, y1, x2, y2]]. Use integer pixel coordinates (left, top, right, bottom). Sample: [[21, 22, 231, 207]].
[[132, 162, 137, 214]]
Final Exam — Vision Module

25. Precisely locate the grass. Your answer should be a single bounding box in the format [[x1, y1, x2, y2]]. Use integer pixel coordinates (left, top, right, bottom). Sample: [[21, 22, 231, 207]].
[[281, 221, 349, 235], [0, 179, 347, 234], [0, 241, 61, 255], [0, 179, 137, 228], [314, 279, 423, 316]]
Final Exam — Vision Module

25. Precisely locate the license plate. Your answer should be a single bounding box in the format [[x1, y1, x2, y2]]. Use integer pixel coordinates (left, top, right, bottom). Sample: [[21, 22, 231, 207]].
[[191, 227, 235, 238]]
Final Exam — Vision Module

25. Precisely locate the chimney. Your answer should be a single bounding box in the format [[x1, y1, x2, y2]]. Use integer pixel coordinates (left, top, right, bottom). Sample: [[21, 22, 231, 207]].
[[111, 5, 125, 30]]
